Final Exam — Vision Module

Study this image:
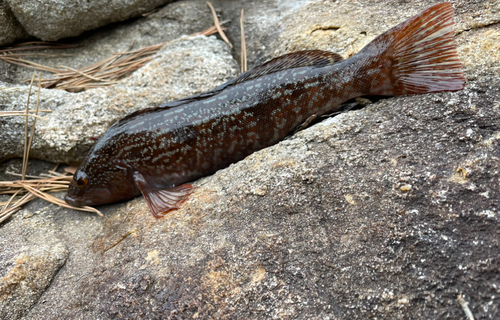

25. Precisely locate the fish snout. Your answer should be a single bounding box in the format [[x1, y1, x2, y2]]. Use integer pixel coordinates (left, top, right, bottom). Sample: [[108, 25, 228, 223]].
[[64, 194, 90, 207]]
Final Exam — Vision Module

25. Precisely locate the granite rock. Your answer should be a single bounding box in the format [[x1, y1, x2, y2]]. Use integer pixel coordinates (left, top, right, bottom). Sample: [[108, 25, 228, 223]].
[[0, 0, 219, 84], [0, 206, 69, 319], [221, 0, 500, 69], [0, 1, 499, 319], [0, 0, 29, 45], [0, 34, 239, 164], [5, 0, 174, 41]]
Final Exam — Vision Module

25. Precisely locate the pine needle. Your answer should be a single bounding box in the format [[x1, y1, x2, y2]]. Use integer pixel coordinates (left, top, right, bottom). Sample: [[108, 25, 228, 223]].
[[0, 74, 103, 223], [0, 111, 51, 121], [240, 8, 247, 73], [22, 72, 36, 180], [0, 23, 228, 92], [207, 1, 233, 48]]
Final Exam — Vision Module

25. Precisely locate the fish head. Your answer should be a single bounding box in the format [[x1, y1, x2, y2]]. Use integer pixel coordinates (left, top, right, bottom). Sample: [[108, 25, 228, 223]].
[[65, 158, 139, 207]]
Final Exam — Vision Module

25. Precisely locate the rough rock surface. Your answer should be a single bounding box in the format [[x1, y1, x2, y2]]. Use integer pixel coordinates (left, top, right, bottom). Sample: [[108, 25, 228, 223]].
[[5, 0, 175, 41], [221, 0, 500, 69], [0, 0, 499, 319], [0, 0, 233, 164], [0, 206, 69, 319], [0, 0, 220, 84], [0, 34, 239, 164], [0, 0, 29, 45]]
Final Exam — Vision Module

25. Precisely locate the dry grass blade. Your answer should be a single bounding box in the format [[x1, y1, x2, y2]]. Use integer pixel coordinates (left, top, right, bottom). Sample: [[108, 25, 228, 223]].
[[0, 192, 34, 224], [240, 8, 247, 73], [191, 20, 229, 37], [23, 73, 42, 180], [0, 41, 81, 54], [0, 174, 104, 218], [206, 1, 233, 48], [0, 56, 65, 73]]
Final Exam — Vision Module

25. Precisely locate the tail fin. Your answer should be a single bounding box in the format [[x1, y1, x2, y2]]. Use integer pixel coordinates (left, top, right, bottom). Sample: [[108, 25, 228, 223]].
[[365, 2, 465, 96]]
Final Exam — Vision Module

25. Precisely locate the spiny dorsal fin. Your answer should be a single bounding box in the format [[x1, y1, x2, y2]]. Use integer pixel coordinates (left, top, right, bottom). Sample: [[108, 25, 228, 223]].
[[117, 89, 224, 124], [233, 50, 343, 85], [117, 50, 343, 125]]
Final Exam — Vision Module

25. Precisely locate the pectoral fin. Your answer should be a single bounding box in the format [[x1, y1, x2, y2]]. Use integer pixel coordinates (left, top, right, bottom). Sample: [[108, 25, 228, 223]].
[[133, 172, 195, 218]]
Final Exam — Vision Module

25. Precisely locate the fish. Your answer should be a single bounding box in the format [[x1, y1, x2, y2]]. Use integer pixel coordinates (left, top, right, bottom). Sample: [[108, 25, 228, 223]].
[[65, 2, 465, 217]]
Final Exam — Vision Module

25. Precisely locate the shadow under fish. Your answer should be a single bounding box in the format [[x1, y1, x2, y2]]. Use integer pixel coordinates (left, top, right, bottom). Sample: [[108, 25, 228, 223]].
[[65, 2, 465, 218]]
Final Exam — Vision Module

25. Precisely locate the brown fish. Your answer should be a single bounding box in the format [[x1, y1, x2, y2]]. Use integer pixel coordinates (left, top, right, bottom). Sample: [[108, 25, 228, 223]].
[[65, 3, 465, 217]]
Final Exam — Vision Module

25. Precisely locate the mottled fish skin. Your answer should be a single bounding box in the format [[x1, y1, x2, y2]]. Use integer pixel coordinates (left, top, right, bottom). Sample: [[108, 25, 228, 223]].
[[65, 2, 465, 216]]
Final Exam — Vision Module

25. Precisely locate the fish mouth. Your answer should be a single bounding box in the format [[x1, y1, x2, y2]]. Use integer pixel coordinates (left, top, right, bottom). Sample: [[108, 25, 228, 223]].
[[64, 194, 95, 207], [64, 194, 84, 207]]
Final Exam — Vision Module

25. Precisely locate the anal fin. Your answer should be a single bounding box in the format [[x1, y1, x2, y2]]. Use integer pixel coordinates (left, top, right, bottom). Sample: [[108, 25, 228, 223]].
[[133, 172, 195, 218]]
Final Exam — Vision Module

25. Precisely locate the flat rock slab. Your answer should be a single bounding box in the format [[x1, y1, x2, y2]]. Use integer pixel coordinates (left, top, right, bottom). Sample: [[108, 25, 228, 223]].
[[5, 0, 175, 41]]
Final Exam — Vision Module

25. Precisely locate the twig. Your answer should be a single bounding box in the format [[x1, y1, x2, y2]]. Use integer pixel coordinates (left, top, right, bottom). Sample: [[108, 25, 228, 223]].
[[206, 1, 233, 48], [457, 295, 474, 320]]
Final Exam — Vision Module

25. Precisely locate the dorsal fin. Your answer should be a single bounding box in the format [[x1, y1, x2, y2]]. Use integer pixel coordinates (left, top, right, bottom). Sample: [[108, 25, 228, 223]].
[[116, 50, 343, 125], [232, 50, 343, 85], [116, 87, 226, 124]]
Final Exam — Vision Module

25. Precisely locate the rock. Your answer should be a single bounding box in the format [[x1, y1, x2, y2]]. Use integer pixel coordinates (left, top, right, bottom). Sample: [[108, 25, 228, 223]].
[[220, 0, 310, 69], [0, 206, 69, 319], [0, 34, 239, 164], [0, 0, 219, 84], [5, 0, 175, 41], [221, 0, 500, 69], [0, 0, 234, 164], [0, 0, 499, 319], [0, 0, 29, 45]]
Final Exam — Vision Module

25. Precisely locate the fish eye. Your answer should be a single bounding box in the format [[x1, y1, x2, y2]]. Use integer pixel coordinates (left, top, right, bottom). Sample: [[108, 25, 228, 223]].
[[74, 171, 89, 188]]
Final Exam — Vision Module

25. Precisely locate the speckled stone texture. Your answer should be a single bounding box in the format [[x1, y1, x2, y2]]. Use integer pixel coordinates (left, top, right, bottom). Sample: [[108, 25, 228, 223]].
[[0, 0, 220, 84], [5, 0, 174, 41], [0, 0, 233, 164], [221, 0, 500, 69], [0, 0, 499, 319], [0, 0, 29, 45], [0, 206, 69, 319], [0, 35, 239, 164]]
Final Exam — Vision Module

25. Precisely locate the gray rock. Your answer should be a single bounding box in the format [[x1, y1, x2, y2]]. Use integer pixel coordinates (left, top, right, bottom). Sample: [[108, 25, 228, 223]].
[[5, 0, 175, 41], [0, 0, 219, 85], [0, 35, 239, 164], [0, 1, 499, 319], [0, 206, 69, 319], [0, 0, 29, 45], [221, 0, 500, 69], [220, 0, 310, 69]]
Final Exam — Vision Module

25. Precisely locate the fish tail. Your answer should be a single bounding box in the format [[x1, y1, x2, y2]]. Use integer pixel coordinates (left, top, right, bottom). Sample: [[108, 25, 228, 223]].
[[364, 2, 465, 96]]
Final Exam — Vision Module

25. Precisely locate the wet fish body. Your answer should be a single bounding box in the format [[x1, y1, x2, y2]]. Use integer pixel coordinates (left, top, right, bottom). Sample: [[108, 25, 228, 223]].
[[66, 3, 465, 217]]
